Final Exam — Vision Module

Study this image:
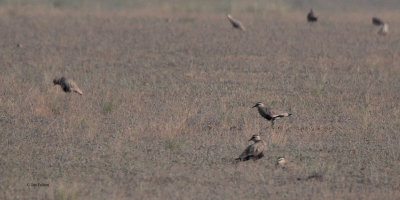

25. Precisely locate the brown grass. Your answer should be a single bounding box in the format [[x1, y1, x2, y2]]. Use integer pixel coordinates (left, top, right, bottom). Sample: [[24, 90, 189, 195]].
[[1, 2, 400, 200]]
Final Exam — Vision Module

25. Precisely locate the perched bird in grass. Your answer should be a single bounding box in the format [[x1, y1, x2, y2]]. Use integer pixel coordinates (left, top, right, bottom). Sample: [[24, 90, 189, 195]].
[[378, 23, 389, 36], [252, 102, 292, 127], [236, 134, 266, 162], [372, 17, 384, 26], [53, 77, 83, 95], [227, 14, 246, 31], [371, 17, 389, 36], [276, 157, 286, 168], [307, 9, 318, 22]]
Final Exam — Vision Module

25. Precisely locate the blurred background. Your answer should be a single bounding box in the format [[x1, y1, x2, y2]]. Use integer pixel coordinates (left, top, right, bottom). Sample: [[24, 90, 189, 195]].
[[2, 0, 400, 13]]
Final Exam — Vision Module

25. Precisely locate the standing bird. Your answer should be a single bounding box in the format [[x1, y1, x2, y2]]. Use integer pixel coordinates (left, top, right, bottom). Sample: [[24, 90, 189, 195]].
[[235, 134, 266, 162], [372, 17, 384, 26], [53, 77, 83, 95], [378, 23, 389, 36], [252, 102, 292, 127], [227, 14, 246, 31], [307, 9, 318, 22]]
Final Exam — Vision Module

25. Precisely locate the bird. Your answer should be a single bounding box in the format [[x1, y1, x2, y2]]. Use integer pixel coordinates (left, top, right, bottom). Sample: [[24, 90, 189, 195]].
[[53, 77, 83, 95], [372, 17, 384, 26], [307, 9, 318, 22], [235, 134, 266, 162], [276, 157, 286, 168], [252, 102, 292, 127], [378, 23, 389, 36], [227, 14, 246, 31]]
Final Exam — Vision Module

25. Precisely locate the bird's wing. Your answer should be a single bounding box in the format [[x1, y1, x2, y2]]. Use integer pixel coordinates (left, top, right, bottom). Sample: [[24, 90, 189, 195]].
[[258, 108, 273, 120], [246, 142, 264, 157], [227, 15, 235, 24], [238, 144, 253, 159], [252, 142, 265, 156], [227, 15, 245, 30], [270, 109, 290, 118]]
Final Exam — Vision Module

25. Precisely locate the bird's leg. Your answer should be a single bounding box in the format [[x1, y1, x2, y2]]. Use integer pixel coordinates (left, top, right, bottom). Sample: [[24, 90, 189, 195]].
[[271, 120, 275, 128]]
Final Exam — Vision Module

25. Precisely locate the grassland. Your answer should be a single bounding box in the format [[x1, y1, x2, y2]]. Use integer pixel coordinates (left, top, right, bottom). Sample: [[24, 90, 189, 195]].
[[1, 1, 400, 199]]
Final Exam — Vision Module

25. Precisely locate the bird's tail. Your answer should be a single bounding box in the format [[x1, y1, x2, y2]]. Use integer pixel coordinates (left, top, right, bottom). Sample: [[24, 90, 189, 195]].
[[74, 89, 83, 95], [277, 113, 292, 118]]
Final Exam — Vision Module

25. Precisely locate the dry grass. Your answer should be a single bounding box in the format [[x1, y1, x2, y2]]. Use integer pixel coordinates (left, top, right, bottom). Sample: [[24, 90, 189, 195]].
[[1, 2, 400, 200]]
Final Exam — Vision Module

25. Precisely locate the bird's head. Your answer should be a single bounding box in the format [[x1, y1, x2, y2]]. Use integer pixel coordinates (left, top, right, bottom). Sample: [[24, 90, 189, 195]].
[[276, 157, 286, 166], [252, 102, 264, 108], [53, 77, 66, 85], [249, 134, 261, 142]]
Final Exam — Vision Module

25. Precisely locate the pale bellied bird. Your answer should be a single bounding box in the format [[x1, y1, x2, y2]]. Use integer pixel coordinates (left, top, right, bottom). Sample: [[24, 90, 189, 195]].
[[252, 102, 292, 127], [378, 23, 389, 36], [307, 9, 318, 22], [235, 134, 266, 162], [53, 77, 83, 95], [276, 157, 286, 168], [227, 14, 246, 31]]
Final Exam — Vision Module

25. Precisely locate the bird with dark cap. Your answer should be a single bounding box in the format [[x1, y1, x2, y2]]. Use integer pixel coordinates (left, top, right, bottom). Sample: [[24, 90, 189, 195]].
[[252, 102, 292, 127]]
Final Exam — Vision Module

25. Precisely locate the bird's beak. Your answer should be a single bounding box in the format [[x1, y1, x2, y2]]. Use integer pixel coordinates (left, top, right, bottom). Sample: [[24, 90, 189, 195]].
[[248, 138, 253, 141], [252, 105, 257, 108]]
